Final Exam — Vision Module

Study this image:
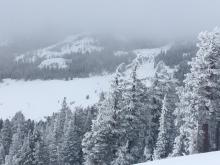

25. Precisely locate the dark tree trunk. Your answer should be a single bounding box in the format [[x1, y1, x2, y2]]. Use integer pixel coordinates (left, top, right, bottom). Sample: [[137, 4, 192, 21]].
[[216, 121, 220, 150], [202, 124, 209, 152]]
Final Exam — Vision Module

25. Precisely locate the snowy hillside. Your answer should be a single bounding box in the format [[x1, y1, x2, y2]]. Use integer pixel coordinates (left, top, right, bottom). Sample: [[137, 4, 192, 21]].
[[133, 44, 171, 59], [126, 44, 172, 86], [38, 58, 71, 69], [136, 151, 220, 165], [114, 50, 129, 57], [15, 34, 103, 68], [0, 45, 170, 120]]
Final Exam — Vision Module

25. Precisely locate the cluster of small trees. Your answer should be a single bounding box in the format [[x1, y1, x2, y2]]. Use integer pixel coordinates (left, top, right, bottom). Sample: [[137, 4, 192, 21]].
[[0, 99, 97, 165], [0, 28, 220, 165]]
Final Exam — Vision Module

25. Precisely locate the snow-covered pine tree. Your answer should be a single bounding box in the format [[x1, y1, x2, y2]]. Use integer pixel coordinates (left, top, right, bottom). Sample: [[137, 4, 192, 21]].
[[153, 68, 178, 159], [61, 112, 82, 165], [82, 98, 118, 165], [11, 111, 25, 135], [173, 28, 220, 155], [5, 112, 28, 164], [0, 143, 5, 164], [54, 97, 71, 143], [34, 139, 49, 165], [144, 61, 173, 160], [44, 115, 59, 165], [48, 134, 59, 165], [0, 119, 12, 157], [111, 141, 133, 165], [119, 60, 150, 164], [0, 119, 3, 131], [6, 125, 24, 165], [172, 86, 191, 156], [153, 93, 177, 159], [28, 123, 49, 165], [33, 127, 49, 165], [51, 97, 72, 164], [82, 63, 126, 165], [19, 132, 34, 165]]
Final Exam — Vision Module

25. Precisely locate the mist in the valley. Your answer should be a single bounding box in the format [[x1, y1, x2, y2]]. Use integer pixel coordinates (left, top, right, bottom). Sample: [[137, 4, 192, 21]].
[[0, 0, 220, 41]]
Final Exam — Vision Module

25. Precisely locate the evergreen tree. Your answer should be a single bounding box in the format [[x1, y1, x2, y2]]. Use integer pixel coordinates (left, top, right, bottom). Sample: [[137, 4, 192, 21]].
[[19, 132, 34, 165], [153, 94, 176, 159], [146, 61, 176, 160], [61, 112, 82, 165], [33, 135, 49, 165], [0, 143, 5, 164], [7, 125, 24, 165], [119, 60, 150, 163], [0, 119, 12, 156], [48, 132, 59, 165], [11, 111, 25, 135], [54, 97, 71, 143], [82, 63, 127, 165], [0, 119, 3, 131], [173, 28, 220, 155], [53, 97, 72, 163], [111, 141, 133, 165]]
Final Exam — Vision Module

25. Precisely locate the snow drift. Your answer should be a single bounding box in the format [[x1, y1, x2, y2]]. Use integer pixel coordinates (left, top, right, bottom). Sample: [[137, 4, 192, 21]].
[[136, 151, 220, 165]]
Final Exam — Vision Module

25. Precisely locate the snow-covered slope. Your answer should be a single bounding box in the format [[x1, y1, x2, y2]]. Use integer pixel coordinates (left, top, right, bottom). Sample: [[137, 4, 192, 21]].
[[133, 44, 171, 59], [114, 50, 129, 57], [38, 58, 71, 69], [15, 34, 103, 69], [0, 45, 170, 120], [126, 44, 172, 86], [136, 151, 220, 165], [0, 76, 112, 120]]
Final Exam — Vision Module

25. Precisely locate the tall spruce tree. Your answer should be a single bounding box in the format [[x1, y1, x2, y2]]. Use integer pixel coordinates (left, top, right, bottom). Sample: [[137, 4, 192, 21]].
[[119, 60, 150, 164], [153, 68, 178, 159], [153, 93, 177, 159], [145, 61, 174, 160], [0, 119, 12, 156], [173, 28, 220, 155], [33, 128, 49, 165], [61, 112, 82, 165], [6, 125, 24, 165], [0, 143, 5, 164], [82, 63, 126, 165], [19, 132, 34, 165]]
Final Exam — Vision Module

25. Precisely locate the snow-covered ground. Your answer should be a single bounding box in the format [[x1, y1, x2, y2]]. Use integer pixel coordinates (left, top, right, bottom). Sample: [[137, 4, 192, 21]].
[[0, 45, 171, 120], [114, 50, 129, 57], [126, 44, 172, 86], [136, 151, 220, 165], [0, 75, 112, 120]]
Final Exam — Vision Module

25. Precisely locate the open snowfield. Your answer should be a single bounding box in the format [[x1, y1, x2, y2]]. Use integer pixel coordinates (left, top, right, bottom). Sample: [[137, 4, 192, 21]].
[[0, 76, 112, 120], [136, 151, 220, 165]]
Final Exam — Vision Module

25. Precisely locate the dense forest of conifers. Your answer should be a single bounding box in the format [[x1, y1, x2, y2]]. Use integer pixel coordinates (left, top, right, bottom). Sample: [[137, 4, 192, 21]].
[[1, 29, 220, 165], [0, 50, 136, 80]]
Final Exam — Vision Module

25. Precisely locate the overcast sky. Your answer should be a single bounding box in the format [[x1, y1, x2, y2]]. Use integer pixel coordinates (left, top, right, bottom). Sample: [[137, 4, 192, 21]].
[[0, 0, 220, 40]]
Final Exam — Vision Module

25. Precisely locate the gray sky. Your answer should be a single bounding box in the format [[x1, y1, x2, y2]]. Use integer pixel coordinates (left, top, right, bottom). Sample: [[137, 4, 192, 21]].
[[0, 0, 220, 40]]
